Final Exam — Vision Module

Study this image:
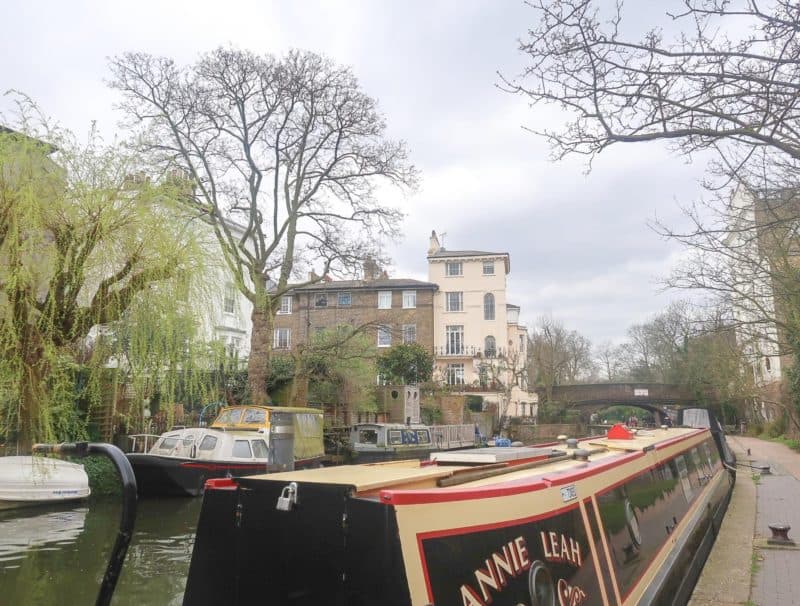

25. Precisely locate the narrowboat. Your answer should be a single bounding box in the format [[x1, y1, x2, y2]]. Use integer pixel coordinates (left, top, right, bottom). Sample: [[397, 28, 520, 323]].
[[182, 408, 734, 605], [349, 422, 477, 462], [126, 405, 326, 496]]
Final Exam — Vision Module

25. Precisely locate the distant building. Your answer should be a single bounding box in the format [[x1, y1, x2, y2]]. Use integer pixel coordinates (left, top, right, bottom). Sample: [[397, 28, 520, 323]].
[[427, 231, 537, 419], [726, 185, 797, 422], [271, 267, 437, 354]]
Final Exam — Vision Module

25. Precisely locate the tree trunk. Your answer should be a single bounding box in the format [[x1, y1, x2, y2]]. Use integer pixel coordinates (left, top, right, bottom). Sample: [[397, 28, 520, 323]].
[[291, 373, 310, 407], [248, 305, 273, 406], [17, 345, 47, 453]]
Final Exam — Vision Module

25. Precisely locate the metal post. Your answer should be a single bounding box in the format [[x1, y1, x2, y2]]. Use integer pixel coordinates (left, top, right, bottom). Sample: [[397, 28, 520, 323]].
[[33, 442, 137, 606]]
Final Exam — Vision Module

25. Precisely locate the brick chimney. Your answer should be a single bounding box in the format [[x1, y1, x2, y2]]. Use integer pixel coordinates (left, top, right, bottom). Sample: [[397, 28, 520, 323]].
[[428, 230, 441, 255]]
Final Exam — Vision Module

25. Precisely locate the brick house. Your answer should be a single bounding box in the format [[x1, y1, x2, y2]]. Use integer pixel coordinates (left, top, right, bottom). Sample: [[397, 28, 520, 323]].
[[271, 276, 438, 354]]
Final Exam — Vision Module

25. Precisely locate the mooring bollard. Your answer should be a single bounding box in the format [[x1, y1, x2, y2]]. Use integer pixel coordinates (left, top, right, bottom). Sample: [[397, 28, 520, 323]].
[[767, 523, 794, 545]]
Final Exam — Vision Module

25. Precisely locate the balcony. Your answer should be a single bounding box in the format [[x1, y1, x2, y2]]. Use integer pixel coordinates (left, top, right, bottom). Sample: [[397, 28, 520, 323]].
[[433, 346, 512, 358]]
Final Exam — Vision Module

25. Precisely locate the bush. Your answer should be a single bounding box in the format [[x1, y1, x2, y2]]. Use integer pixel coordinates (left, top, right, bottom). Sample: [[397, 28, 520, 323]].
[[76, 454, 122, 498], [766, 415, 788, 438]]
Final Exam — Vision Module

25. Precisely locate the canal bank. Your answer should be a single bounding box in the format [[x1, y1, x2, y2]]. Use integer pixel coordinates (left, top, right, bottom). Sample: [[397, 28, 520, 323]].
[[690, 436, 800, 606]]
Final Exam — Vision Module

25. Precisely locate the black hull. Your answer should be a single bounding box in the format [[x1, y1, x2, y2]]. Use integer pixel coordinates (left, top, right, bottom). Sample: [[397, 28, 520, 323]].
[[349, 446, 437, 464], [127, 454, 272, 497]]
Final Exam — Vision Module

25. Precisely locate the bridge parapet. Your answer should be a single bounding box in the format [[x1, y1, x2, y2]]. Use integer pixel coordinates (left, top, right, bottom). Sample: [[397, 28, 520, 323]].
[[536, 383, 698, 406]]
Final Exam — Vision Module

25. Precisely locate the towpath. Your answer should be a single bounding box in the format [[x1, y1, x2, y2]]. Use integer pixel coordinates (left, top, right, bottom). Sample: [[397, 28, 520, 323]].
[[689, 435, 800, 606]]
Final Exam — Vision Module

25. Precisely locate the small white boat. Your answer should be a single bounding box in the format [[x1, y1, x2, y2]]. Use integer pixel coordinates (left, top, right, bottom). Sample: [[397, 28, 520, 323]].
[[0, 456, 91, 510]]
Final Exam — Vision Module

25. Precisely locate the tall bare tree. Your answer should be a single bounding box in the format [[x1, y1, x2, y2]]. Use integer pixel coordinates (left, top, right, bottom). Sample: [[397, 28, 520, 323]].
[[505, 1, 800, 174], [109, 48, 417, 405]]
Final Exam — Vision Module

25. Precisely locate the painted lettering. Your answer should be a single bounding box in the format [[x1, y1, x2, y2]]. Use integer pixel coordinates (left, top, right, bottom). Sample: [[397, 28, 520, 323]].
[[539, 532, 582, 568], [458, 536, 532, 605], [557, 578, 587, 606]]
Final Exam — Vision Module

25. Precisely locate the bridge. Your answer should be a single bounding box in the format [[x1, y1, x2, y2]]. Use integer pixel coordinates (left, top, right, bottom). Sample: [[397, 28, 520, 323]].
[[535, 383, 703, 419]]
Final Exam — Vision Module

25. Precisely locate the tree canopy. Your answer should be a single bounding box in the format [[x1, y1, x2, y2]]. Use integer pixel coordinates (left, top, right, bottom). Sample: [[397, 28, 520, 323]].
[[0, 102, 213, 449], [376, 342, 434, 385], [109, 48, 417, 405]]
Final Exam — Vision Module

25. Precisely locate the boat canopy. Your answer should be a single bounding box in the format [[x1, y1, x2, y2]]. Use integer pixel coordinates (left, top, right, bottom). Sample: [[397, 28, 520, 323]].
[[210, 405, 325, 460]]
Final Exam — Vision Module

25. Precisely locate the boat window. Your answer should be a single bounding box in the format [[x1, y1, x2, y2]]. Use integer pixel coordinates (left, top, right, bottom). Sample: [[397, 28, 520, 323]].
[[198, 435, 218, 451], [232, 440, 253, 458], [404, 430, 419, 445], [215, 408, 243, 425], [251, 440, 268, 458], [358, 429, 378, 445], [416, 430, 431, 445], [182, 435, 196, 447], [388, 429, 404, 446], [160, 437, 178, 450], [243, 408, 266, 424]]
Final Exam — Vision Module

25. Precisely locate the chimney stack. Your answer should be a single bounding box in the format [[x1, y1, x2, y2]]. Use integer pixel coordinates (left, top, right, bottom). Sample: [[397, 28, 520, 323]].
[[428, 230, 441, 255]]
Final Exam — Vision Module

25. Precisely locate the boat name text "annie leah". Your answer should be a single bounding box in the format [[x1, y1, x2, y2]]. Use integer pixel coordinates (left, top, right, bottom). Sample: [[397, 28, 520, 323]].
[[457, 532, 586, 606]]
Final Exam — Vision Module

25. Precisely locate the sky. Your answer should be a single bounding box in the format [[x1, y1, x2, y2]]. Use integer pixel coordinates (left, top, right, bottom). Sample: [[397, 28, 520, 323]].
[[1, 0, 710, 345]]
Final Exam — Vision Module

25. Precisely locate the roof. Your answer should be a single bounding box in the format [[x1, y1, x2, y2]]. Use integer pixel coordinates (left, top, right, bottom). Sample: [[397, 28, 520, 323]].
[[428, 249, 507, 259], [289, 278, 438, 292], [428, 248, 511, 273]]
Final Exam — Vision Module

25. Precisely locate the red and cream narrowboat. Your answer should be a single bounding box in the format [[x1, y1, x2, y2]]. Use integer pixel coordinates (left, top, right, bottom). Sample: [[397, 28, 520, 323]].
[[183, 408, 735, 605]]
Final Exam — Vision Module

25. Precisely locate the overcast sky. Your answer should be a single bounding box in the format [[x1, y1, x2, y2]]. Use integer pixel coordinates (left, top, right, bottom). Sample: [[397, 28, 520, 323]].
[[1, 0, 709, 345]]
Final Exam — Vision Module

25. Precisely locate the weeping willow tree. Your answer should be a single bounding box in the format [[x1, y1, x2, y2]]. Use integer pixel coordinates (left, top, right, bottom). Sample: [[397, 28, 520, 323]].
[[0, 101, 220, 451]]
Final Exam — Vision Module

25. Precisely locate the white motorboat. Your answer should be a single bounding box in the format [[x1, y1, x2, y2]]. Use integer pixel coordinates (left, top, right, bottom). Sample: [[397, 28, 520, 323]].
[[0, 456, 91, 510]]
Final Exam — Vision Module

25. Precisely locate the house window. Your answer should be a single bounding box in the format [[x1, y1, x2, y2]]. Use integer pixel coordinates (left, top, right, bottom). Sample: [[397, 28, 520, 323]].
[[446, 364, 465, 385], [484, 293, 495, 320], [402, 324, 417, 344], [314, 293, 328, 308], [402, 290, 417, 309], [223, 284, 236, 315], [377, 325, 392, 347], [446, 292, 463, 312], [478, 364, 489, 387], [519, 334, 525, 352], [445, 325, 464, 355], [483, 261, 495, 275], [338, 292, 351, 306], [378, 291, 392, 309], [278, 295, 292, 315], [446, 261, 463, 276], [484, 336, 496, 358], [227, 337, 241, 358], [273, 328, 291, 349], [765, 356, 771, 371]]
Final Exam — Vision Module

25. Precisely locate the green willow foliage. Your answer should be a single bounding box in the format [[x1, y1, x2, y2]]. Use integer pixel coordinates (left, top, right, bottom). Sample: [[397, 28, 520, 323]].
[[0, 105, 224, 450]]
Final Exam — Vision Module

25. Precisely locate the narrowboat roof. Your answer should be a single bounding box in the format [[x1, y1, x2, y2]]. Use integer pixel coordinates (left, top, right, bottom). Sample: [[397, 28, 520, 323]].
[[210, 405, 322, 430], [248, 426, 704, 496]]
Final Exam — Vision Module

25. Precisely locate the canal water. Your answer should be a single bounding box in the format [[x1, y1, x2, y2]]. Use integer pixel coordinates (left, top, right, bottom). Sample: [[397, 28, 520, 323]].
[[0, 498, 202, 605]]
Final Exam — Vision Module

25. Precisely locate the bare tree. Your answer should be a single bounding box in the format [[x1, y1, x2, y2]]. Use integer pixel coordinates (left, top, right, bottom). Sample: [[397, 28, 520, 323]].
[[504, 1, 800, 176], [109, 49, 417, 405], [594, 340, 624, 381], [530, 316, 593, 398]]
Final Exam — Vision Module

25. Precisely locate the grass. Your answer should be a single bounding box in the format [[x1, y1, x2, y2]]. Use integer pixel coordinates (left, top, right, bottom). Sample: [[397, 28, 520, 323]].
[[750, 548, 762, 575], [751, 473, 761, 484]]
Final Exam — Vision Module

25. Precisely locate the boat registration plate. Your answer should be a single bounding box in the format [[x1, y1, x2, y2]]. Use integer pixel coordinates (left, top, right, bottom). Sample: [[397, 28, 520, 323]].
[[560, 484, 577, 502]]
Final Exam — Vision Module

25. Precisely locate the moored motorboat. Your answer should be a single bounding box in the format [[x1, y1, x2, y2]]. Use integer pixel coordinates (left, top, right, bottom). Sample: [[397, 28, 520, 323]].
[[182, 407, 735, 605], [126, 405, 326, 496], [349, 421, 477, 462], [0, 456, 90, 510]]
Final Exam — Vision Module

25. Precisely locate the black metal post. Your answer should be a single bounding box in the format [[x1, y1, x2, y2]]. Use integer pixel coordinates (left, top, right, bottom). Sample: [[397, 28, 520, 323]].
[[33, 442, 137, 606]]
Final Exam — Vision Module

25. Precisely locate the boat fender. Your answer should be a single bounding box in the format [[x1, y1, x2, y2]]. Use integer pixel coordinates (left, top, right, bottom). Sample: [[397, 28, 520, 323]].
[[190, 444, 197, 459]]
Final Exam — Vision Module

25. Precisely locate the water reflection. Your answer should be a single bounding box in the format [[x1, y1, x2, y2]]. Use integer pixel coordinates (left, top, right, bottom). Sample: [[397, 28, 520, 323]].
[[0, 498, 202, 605]]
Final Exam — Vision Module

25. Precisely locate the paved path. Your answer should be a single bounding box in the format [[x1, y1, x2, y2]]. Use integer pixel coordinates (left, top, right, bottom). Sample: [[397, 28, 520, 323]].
[[690, 436, 800, 606]]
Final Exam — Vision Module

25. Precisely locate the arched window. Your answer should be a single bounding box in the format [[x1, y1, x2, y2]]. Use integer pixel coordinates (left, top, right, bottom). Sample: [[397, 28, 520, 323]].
[[485, 336, 497, 358], [484, 293, 495, 320]]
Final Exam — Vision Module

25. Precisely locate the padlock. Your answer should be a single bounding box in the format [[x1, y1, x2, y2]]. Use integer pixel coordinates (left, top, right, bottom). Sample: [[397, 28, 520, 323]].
[[276, 481, 298, 511]]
